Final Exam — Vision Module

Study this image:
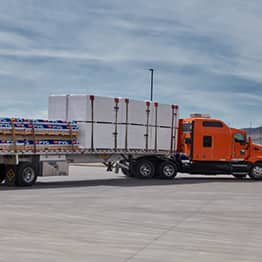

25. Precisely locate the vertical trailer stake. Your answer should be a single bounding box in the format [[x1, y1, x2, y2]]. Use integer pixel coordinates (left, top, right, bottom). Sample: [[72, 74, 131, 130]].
[[11, 118, 17, 153], [170, 105, 178, 153], [90, 95, 95, 151], [174, 105, 179, 153], [170, 105, 175, 153], [145, 101, 150, 151], [31, 120, 36, 153], [113, 98, 119, 151], [154, 102, 158, 152], [124, 98, 129, 151], [68, 123, 74, 152]]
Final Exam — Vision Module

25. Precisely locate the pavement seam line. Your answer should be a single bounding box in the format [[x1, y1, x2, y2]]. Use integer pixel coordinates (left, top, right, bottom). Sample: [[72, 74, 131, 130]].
[[124, 198, 214, 262]]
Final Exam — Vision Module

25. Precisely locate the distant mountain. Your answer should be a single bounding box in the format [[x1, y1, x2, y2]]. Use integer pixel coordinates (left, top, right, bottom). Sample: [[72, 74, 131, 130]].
[[244, 127, 262, 145]]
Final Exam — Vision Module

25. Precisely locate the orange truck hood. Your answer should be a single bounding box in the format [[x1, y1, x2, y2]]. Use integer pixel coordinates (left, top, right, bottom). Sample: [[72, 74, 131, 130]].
[[250, 143, 262, 161]]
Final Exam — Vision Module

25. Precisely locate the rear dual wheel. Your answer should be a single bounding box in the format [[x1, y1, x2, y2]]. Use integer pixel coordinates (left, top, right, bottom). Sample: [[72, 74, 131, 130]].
[[158, 160, 177, 179], [16, 163, 37, 186], [121, 158, 177, 180], [134, 159, 177, 179], [121, 159, 156, 178], [135, 159, 155, 179], [4, 163, 37, 186]]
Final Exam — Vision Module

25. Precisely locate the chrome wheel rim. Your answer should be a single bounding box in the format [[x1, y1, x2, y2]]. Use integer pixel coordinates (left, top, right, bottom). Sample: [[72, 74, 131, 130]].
[[23, 167, 35, 183], [139, 164, 152, 177], [163, 164, 175, 177]]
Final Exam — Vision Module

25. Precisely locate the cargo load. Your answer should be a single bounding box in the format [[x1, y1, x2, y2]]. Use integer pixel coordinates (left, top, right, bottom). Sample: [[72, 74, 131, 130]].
[[0, 118, 79, 152], [48, 95, 179, 152]]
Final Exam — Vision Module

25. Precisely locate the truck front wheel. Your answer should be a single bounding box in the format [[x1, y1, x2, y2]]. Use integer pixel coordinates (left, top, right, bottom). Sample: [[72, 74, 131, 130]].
[[249, 164, 262, 180], [158, 160, 177, 179], [16, 163, 37, 186]]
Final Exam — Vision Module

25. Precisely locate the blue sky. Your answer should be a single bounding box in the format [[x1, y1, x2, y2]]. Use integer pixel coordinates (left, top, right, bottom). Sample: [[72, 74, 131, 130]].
[[0, 0, 261, 127]]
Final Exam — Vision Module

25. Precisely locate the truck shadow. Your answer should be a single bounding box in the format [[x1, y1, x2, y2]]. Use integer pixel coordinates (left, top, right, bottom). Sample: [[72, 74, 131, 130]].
[[0, 176, 261, 190]]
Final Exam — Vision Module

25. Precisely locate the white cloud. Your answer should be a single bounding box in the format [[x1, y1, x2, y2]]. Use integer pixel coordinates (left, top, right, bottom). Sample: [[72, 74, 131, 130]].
[[0, 0, 261, 127]]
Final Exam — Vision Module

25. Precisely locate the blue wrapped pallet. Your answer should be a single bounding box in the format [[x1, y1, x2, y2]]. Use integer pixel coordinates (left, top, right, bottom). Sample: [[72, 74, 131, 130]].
[[0, 118, 79, 152]]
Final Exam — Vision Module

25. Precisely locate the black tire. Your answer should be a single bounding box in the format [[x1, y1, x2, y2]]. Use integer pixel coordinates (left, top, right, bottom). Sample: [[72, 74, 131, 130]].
[[16, 163, 37, 186], [121, 167, 134, 177], [249, 164, 262, 180], [121, 167, 129, 175], [0, 164, 6, 183], [233, 174, 247, 179], [158, 160, 177, 179], [135, 159, 155, 179]]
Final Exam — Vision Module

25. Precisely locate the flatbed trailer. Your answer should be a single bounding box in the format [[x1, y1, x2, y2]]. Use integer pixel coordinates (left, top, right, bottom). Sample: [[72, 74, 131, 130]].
[[0, 93, 179, 186], [0, 147, 177, 186]]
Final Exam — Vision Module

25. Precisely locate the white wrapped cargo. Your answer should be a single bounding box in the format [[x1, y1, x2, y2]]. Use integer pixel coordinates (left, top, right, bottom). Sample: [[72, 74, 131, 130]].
[[48, 95, 68, 121], [127, 99, 153, 125], [48, 95, 178, 152], [77, 122, 126, 149], [68, 95, 89, 121]]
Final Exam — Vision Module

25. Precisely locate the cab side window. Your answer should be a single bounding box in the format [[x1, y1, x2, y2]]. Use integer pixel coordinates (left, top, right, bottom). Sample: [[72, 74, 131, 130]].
[[203, 136, 212, 147], [234, 134, 245, 145]]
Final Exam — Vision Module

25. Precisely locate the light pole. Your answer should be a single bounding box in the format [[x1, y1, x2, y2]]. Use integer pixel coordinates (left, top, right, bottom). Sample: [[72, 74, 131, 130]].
[[149, 68, 154, 101]]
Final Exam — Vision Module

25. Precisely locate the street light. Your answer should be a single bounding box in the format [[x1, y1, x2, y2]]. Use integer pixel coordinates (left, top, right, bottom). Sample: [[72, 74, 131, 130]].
[[149, 68, 154, 101]]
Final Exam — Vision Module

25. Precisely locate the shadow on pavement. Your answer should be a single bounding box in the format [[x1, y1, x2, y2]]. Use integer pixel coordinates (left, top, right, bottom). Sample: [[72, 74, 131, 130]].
[[0, 175, 260, 191]]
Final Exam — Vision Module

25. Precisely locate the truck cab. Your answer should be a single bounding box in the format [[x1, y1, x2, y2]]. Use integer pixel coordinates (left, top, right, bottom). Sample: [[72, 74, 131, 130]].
[[176, 114, 262, 179]]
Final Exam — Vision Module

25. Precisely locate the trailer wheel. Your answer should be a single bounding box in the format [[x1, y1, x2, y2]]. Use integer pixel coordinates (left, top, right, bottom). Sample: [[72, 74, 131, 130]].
[[249, 164, 262, 180], [0, 164, 6, 183], [135, 159, 155, 179], [16, 163, 37, 186], [158, 160, 177, 179]]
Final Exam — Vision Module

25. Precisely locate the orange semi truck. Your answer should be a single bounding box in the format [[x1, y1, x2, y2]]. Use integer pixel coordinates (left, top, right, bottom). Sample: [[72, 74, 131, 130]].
[[119, 114, 262, 180], [174, 115, 262, 179]]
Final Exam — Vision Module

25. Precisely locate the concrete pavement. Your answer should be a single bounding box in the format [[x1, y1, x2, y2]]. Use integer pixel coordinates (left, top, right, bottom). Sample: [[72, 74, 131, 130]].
[[0, 166, 262, 262]]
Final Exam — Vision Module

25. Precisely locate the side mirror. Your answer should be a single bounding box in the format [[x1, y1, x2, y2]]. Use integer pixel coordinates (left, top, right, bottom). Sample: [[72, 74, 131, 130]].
[[246, 136, 252, 148]]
